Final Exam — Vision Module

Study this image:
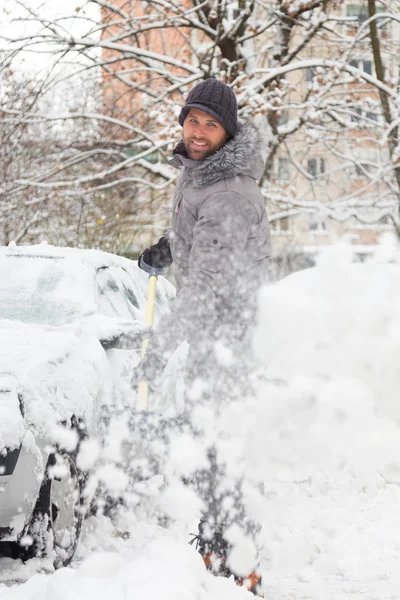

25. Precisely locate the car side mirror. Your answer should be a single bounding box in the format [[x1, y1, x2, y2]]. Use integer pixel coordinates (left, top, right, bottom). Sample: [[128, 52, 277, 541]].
[[100, 326, 151, 351], [85, 314, 150, 351]]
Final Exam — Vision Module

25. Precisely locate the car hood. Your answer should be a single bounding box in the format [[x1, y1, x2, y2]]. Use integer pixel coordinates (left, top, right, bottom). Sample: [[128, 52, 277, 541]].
[[0, 320, 112, 442], [0, 320, 79, 373]]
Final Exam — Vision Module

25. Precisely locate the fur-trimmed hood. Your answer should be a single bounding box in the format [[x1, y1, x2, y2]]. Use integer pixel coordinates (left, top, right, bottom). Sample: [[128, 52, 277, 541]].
[[170, 120, 265, 188]]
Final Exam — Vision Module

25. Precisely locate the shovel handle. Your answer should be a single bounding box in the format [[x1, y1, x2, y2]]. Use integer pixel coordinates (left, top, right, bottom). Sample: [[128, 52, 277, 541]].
[[137, 274, 158, 410]]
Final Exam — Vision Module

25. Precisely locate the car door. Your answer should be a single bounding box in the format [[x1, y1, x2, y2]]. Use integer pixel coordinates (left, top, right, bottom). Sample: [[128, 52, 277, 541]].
[[96, 263, 185, 416], [95, 265, 145, 410], [124, 264, 187, 416]]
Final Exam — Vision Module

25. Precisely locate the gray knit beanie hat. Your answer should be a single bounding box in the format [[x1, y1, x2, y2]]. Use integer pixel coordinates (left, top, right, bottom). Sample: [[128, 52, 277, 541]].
[[178, 79, 238, 138]]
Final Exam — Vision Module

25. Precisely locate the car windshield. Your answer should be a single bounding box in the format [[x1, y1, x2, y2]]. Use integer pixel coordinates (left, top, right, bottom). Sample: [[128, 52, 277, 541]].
[[0, 255, 93, 326]]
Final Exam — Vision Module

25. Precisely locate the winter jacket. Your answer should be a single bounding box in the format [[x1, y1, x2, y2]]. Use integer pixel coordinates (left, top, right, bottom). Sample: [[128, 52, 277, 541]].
[[151, 120, 273, 360]]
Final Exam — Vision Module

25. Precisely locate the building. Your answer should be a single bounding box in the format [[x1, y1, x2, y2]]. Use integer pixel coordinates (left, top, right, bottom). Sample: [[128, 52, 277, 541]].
[[265, 1, 399, 257]]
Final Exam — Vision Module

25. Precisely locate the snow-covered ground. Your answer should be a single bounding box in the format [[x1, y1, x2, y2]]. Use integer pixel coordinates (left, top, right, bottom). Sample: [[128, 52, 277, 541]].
[[2, 237, 400, 599]]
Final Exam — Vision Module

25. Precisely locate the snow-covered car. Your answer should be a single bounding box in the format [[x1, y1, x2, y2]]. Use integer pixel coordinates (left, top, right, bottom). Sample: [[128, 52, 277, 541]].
[[0, 243, 179, 567]]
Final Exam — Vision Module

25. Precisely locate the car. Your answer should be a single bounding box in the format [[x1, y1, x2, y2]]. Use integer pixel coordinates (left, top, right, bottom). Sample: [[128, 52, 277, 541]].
[[0, 242, 183, 567]]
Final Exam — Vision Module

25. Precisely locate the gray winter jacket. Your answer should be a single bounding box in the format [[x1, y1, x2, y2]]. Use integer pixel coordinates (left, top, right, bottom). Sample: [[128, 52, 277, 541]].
[[152, 120, 273, 359]]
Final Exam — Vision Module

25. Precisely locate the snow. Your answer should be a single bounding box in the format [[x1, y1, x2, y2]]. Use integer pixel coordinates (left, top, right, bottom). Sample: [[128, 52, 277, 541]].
[[2, 238, 400, 597], [50, 425, 79, 454], [0, 516, 250, 599], [0, 317, 110, 441], [76, 439, 101, 472], [96, 464, 129, 495], [0, 243, 176, 443]]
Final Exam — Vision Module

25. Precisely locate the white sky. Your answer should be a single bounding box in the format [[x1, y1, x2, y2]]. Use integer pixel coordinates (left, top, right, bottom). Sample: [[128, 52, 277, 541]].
[[0, 0, 100, 73]]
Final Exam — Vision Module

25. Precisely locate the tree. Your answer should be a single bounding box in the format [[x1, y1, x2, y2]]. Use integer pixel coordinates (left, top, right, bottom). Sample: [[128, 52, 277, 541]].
[[368, 0, 400, 234], [0, 67, 53, 245], [0, 0, 399, 256]]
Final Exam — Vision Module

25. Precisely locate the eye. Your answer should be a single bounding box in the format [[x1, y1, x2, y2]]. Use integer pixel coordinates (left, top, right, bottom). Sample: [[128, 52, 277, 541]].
[[208, 122, 217, 128]]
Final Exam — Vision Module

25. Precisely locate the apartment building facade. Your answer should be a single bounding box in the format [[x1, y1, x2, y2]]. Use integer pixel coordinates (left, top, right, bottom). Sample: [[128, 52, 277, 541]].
[[264, 2, 399, 256]]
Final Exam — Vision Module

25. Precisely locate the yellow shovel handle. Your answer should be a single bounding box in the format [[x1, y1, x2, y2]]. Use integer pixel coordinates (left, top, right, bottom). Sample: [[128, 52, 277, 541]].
[[137, 275, 158, 410]]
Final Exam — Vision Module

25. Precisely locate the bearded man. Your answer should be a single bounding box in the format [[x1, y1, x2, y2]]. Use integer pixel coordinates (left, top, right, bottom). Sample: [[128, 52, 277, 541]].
[[135, 79, 273, 596]]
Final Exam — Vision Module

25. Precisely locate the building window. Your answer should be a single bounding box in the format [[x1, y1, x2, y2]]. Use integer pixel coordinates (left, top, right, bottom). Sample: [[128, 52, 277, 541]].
[[307, 158, 326, 178], [356, 163, 374, 176], [271, 217, 290, 233], [305, 67, 316, 82], [354, 147, 379, 176], [280, 217, 289, 231], [347, 5, 369, 24], [363, 60, 372, 75], [347, 4, 387, 29], [278, 110, 288, 126], [349, 59, 372, 74], [309, 213, 327, 233], [277, 157, 290, 182], [351, 105, 381, 124], [366, 111, 378, 122], [379, 215, 392, 227], [351, 106, 362, 122], [227, 3, 240, 21], [308, 158, 317, 177]]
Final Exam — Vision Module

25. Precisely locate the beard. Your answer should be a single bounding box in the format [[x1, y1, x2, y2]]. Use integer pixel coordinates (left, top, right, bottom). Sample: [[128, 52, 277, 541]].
[[183, 135, 227, 160]]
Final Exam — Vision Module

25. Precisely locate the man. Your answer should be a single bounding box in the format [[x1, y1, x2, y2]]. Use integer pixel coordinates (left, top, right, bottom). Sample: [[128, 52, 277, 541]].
[[136, 79, 272, 596]]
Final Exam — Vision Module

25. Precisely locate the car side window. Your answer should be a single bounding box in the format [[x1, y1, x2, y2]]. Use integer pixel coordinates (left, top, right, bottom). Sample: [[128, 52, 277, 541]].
[[96, 266, 141, 320]]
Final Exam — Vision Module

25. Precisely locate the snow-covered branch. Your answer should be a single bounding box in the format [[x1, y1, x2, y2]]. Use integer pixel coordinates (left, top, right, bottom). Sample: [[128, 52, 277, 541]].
[[1, 0, 400, 249]]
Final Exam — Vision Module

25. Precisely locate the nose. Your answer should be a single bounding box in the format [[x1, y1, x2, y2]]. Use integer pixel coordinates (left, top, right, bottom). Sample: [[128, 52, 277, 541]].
[[193, 124, 208, 139]]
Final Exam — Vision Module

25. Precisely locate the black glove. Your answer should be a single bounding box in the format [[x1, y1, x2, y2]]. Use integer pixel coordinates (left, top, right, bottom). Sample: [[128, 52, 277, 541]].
[[131, 346, 168, 395], [139, 237, 172, 270]]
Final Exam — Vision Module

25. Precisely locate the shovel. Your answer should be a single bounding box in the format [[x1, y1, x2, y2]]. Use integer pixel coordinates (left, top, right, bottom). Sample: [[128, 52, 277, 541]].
[[137, 256, 168, 410]]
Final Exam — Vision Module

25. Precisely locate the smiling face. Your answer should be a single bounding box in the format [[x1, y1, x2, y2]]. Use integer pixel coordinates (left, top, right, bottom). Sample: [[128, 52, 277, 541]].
[[182, 108, 228, 160]]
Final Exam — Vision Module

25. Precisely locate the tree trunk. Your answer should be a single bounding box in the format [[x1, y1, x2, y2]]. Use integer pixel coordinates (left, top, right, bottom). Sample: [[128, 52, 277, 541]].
[[368, 0, 400, 231]]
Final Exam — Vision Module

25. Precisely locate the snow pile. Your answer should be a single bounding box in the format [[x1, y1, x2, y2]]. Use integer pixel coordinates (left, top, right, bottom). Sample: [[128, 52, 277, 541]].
[[189, 236, 400, 597], [2, 238, 400, 598], [233, 237, 400, 596], [250, 238, 400, 478], [0, 519, 249, 600]]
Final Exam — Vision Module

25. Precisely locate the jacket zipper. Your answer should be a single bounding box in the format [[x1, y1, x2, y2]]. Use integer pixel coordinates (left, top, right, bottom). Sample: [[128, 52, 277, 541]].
[[175, 194, 183, 213]]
